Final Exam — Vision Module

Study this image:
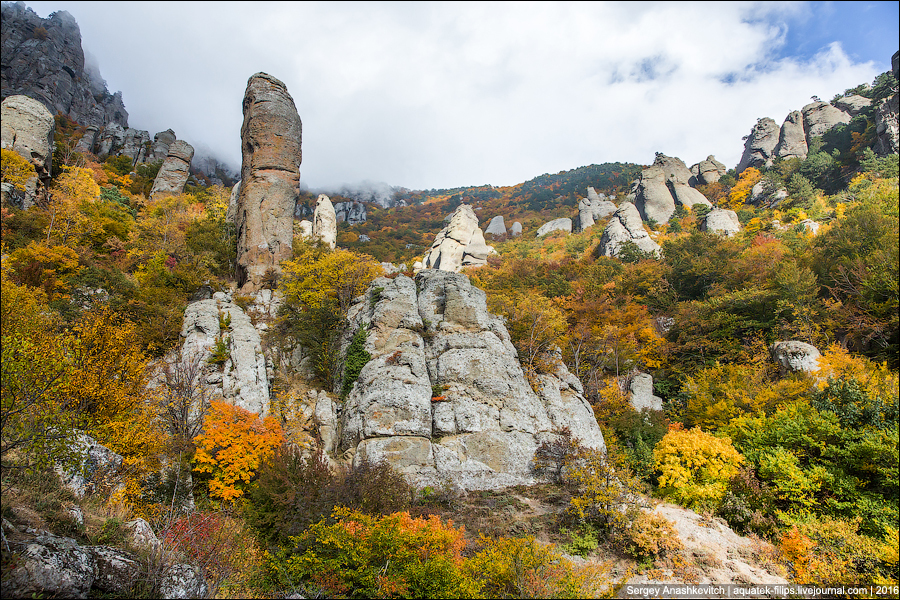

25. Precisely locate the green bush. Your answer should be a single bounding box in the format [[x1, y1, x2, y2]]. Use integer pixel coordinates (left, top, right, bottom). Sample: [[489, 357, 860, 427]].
[[342, 328, 371, 398]]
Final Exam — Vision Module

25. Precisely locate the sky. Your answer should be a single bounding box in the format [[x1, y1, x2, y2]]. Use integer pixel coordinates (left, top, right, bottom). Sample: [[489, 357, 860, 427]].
[[22, 1, 900, 191]]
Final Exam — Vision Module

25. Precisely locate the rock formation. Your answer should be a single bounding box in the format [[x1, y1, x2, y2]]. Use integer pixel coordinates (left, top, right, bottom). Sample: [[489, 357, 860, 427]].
[[689, 155, 727, 185], [701, 207, 741, 237], [801, 101, 851, 145], [312, 194, 337, 248], [509, 222, 522, 237], [1, 2, 128, 128], [0, 94, 54, 207], [334, 270, 605, 489], [578, 187, 617, 231], [149, 140, 194, 198], [234, 72, 303, 292], [179, 291, 271, 415], [484, 215, 507, 237], [536, 217, 572, 237], [774, 110, 808, 161], [736, 117, 780, 172], [95, 122, 125, 160], [629, 373, 663, 412], [598, 202, 661, 258], [334, 200, 367, 224], [770, 340, 821, 375], [874, 94, 899, 155], [634, 154, 711, 223], [421, 204, 493, 272], [832, 94, 872, 116]]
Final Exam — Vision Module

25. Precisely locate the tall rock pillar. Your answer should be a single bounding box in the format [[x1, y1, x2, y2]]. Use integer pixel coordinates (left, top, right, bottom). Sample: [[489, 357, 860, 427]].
[[235, 73, 302, 292]]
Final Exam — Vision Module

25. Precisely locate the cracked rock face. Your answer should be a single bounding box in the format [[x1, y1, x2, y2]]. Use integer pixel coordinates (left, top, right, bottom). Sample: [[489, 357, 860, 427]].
[[339, 270, 605, 490], [235, 72, 302, 292], [421, 204, 493, 272], [149, 139, 194, 198], [737, 117, 780, 173], [313, 194, 337, 249], [0, 94, 54, 207], [599, 202, 661, 258]]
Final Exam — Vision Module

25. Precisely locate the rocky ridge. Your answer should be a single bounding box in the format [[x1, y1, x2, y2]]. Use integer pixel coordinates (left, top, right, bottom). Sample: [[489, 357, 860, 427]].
[[332, 270, 605, 490]]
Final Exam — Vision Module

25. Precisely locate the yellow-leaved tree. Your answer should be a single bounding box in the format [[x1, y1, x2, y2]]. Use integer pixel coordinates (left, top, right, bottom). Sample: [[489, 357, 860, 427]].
[[723, 167, 761, 210], [487, 290, 568, 375], [46, 166, 99, 246], [653, 425, 744, 511], [193, 400, 284, 503]]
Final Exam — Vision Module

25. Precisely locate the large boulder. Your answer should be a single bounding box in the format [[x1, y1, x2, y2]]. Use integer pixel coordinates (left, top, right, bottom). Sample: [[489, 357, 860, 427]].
[[57, 434, 124, 499], [801, 101, 851, 145], [536, 217, 572, 237], [874, 94, 899, 156], [338, 270, 605, 490], [1, 532, 96, 599], [421, 204, 493, 272], [775, 110, 808, 161], [484, 215, 507, 237], [629, 372, 663, 412], [0, 94, 54, 207], [598, 202, 661, 258], [509, 221, 522, 237], [770, 341, 821, 375], [634, 166, 676, 224], [668, 182, 711, 209], [312, 194, 337, 249], [149, 140, 194, 198], [234, 73, 303, 292], [150, 129, 177, 163], [737, 117, 780, 172], [701, 207, 741, 237]]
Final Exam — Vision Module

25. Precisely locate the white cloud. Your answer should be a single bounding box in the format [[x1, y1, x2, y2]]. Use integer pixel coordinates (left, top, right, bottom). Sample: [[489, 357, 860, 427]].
[[24, 1, 887, 190]]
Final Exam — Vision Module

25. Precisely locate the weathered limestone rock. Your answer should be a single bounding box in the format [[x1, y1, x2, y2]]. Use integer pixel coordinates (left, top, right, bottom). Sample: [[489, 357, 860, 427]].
[[160, 563, 209, 599], [226, 180, 241, 223], [57, 434, 124, 499], [701, 207, 741, 237], [737, 117, 780, 172], [874, 94, 899, 156], [1, 3, 128, 129], [1, 94, 54, 206], [338, 270, 605, 490], [653, 153, 693, 185], [89, 546, 141, 595], [799, 219, 821, 235], [421, 204, 493, 272], [833, 94, 872, 116], [312, 194, 337, 249], [179, 293, 270, 415], [578, 188, 617, 230], [668, 182, 711, 209], [634, 165, 676, 224], [802, 101, 851, 145], [770, 341, 821, 375], [1, 532, 96, 599], [124, 518, 161, 554], [96, 122, 125, 160], [297, 219, 313, 241], [629, 373, 663, 412], [334, 200, 367, 224], [775, 110, 808, 161], [536, 217, 572, 237], [690, 155, 727, 185], [74, 125, 100, 154], [150, 129, 177, 163], [120, 128, 150, 163], [509, 221, 522, 236], [150, 140, 194, 198], [235, 73, 302, 292], [749, 180, 788, 207], [598, 202, 661, 258], [484, 215, 507, 237]]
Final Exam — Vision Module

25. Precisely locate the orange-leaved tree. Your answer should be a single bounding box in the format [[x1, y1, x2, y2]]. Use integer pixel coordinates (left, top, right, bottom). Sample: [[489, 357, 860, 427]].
[[193, 400, 284, 503]]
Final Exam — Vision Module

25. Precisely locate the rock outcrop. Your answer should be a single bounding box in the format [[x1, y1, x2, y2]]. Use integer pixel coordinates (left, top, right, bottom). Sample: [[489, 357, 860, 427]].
[[701, 207, 741, 237], [149, 140, 194, 198], [536, 217, 572, 237], [334, 200, 366, 224], [874, 94, 899, 156], [833, 94, 872, 116], [634, 154, 711, 224], [1, 2, 128, 128], [234, 73, 302, 292], [56, 434, 123, 499], [689, 155, 727, 185], [578, 188, 617, 231], [774, 110, 808, 161], [421, 204, 493, 272], [770, 340, 821, 375], [0, 94, 54, 207], [509, 221, 522, 237], [801, 101, 851, 145], [337, 270, 605, 490], [312, 194, 337, 249], [598, 202, 661, 258], [736, 117, 780, 172], [179, 291, 271, 415], [629, 372, 663, 412]]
